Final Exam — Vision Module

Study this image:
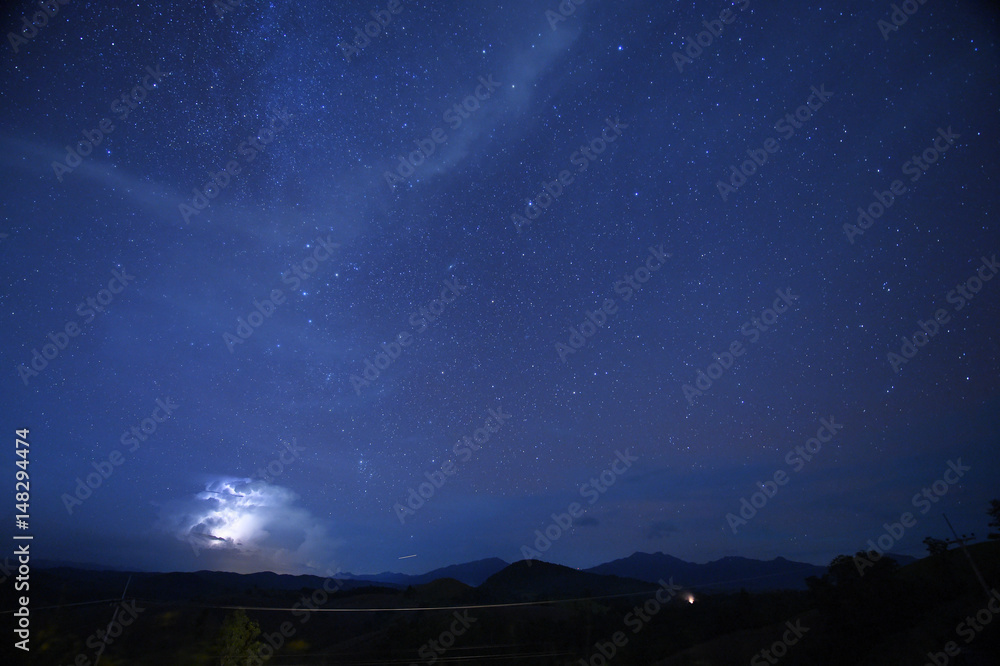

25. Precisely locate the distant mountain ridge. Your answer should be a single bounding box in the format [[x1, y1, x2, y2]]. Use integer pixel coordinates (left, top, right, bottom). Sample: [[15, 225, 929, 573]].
[[586, 552, 825, 592], [337, 557, 510, 587], [479, 560, 657, 602], [35, 551, 920, 592], [335, 552, 841, 593], [584, 551, 918, 592]]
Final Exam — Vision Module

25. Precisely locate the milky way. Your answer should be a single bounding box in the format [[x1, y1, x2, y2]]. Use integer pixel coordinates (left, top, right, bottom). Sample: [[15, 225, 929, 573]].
[[2, 0, 999, 576]]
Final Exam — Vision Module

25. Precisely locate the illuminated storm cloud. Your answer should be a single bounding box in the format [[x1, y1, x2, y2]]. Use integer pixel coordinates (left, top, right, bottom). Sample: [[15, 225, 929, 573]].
[[159, 477, 337, 573]]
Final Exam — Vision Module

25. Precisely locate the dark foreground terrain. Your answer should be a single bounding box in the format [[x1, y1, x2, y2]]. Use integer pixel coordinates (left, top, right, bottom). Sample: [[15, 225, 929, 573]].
[[3, 542, 999, 665]]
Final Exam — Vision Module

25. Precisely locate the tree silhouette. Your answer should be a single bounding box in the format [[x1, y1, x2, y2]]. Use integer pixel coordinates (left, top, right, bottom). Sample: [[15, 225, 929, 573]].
[[988, 499, 1000, 539], [923, 536, 950, 555], [806, 551, 920, 656], [218, 609, 264, 666]]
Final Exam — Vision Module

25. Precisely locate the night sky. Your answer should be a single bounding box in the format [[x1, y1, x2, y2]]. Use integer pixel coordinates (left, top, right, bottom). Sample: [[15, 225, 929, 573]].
[[2, 0, 999, 578]]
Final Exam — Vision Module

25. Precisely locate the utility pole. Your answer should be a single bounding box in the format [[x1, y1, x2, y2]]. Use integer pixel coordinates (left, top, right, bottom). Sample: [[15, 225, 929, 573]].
[[94, 574, 132, 666], [942, 514, 992, 600]]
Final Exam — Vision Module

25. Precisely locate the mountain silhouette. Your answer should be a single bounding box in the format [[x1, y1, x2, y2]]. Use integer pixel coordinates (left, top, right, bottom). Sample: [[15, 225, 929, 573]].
[[586, 551, 828, 591]]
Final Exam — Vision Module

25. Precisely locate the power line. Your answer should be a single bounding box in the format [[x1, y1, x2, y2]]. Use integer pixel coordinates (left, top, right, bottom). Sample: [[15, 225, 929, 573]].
[[136, 586, 682, 613], [9, 538, 982, 617], [94, 575, 131, 666], [0, 597, 124, 614]]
